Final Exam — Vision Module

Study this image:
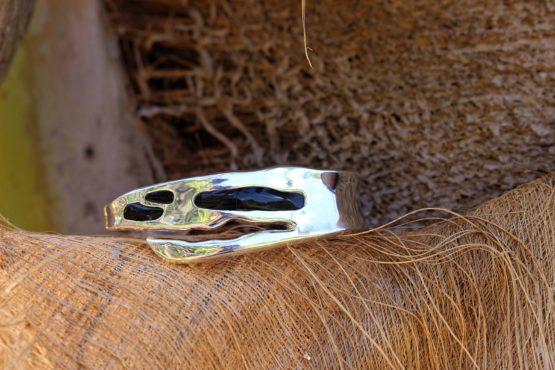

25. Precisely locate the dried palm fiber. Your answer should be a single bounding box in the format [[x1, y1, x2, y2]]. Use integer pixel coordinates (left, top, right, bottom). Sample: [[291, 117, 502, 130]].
[[0, 174, 553, 369], [0, 0, 34, 82], [104, 0, 555, 227]]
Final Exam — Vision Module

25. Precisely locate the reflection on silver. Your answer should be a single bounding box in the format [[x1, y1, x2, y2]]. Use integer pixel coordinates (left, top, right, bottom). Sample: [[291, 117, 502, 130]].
[[104, 167, 364, 263]]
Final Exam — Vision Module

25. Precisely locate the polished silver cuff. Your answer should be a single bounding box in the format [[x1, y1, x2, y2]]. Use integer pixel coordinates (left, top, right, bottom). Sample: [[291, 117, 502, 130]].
[[104, 167, 363, 263]]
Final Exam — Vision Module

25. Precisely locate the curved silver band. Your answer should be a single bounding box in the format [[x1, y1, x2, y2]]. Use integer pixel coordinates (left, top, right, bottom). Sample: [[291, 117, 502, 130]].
[[104, 167, 363, 263]]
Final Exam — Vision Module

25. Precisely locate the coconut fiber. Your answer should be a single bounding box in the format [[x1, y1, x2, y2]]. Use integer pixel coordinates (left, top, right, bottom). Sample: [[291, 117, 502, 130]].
[[0, 173, 552, 368], [104, 0, 555, 227], [0, 0, 554, 368]]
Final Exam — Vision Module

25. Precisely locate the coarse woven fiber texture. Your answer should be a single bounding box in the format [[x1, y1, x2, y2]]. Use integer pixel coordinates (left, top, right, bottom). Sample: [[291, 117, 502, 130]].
[[104, 0, 555, 227], [0, 173, 553, 369]]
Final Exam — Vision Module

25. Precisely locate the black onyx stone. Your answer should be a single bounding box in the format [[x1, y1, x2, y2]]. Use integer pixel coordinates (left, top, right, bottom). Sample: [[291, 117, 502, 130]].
[[194, 187, 305, 211], [123, 202, 164, 221], [145, 190, 175, 204]]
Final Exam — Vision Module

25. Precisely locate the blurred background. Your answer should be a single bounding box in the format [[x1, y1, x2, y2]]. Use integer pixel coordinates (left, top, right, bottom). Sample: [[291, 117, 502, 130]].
[[1, 0, 554, 234]]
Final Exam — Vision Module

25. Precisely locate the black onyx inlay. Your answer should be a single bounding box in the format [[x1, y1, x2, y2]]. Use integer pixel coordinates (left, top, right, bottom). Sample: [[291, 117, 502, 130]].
[[194, 187, 305, 211], [145, 190, 174, 204], [123, 203, 164, 221]]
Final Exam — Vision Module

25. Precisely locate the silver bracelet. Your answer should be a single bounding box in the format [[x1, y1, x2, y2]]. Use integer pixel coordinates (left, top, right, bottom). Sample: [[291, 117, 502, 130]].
[[104, 167, 363, 263]]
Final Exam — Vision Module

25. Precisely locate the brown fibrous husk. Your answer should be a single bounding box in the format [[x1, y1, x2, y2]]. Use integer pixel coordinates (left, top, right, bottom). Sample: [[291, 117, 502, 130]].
[[103, 0, 555, 227], [0, 173, 553, 369]]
